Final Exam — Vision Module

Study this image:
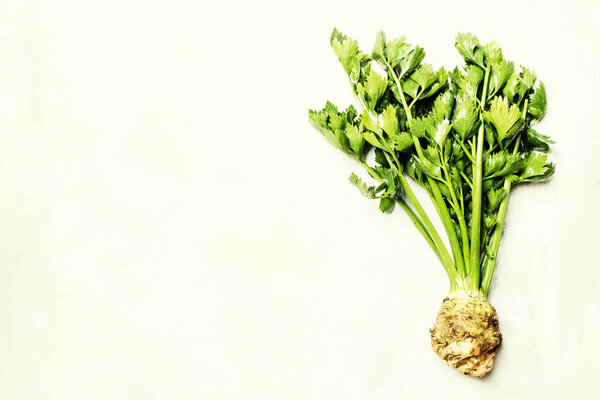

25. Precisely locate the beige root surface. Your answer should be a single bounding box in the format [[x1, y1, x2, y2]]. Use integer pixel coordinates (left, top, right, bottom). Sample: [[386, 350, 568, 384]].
[[430, 293, 502, 378]]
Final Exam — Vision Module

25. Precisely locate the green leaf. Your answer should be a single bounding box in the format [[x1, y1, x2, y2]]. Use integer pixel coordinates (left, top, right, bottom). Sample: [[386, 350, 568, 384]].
[[451, 141, 463, 159], [345, 124, 364, 156], [374, 148, 390, 167], [432, 119, 452, 146], [392, 132, 414, 152], [502, 72, 525, 104], [381, 104, 398, 136], [419, 83, 442, 101], [488, 60, 515, 98], [525, 127, 554, 152], [401, 78, 421, 99], [487, 188, 506, 211], [379, 197, 395, 213], [405, 158, 424, 184], [520, 67, 536, 90], [320, 127, 346, 152], [437, 66, 449, 86], [433, 91, 454, 122], [484, 213, 497, 230], [528, 82, 547, 120], [328, 112, 344, 132], [357, 111, 384, 148], [335, 129, 350, 153], [498, 153, 523, 177], [330, 28, 362, 82], [308, 103, 349, 153], [454, 65, 484, 99], [410, 115, 434, 138], [452, 98, 479, 139], [424, 146, 441, 165], [482, 178, 495, 192], [455, 33, 484, 67], [450, 166, 463, 190], [382, 169, 398, 197], [417, 157, 443, 180], [483, 151, 507, 177], [308, 102, 369, 157], [484, 151, 523, 179], [410, 66, 447, 102], [372, 30, 386, 61], [399, 47, 425, 78], [455, 159, 465, 174], [308, 109, 327, 132], [525, 162, 555, 182], [323, 100, 339, 113], [349, 172, 376, 199], [411, 64, 437, 90], [362, 129, 383, 149], [344, 104, 358, 122], [483, 96, 522, 142], [364, 68, 388, 110], [483, 41, 503, 63], [359, 110, 380, 131], [385, 36, 410, 67], [520, 152, 550, 180], [483, 125, 495, 147]]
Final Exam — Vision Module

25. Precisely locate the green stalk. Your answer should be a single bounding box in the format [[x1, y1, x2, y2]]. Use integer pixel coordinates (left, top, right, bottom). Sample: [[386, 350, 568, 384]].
[[385, 60, 466, 280], [412, 138, 467, 279], [481, 99, 528, 295], [361, 160, 458, 287], [457, 137, 475, 163], [398, 173, 457, 283], [348, 91, 455, 279], [395, 198, 440, 259], [386, 151, 457, 282], [397, 198, 458, 290], [480, 180, 510, 295], [440, 160, 470, 275], [346, 69, 454, 275], [380, 61, 462, 285], [383, 60, 413, 124], [468, 65, 491, 293]]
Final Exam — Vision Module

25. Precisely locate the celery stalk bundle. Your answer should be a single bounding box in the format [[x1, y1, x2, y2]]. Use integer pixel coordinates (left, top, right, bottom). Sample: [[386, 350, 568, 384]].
[[308, 29, 554, 377]]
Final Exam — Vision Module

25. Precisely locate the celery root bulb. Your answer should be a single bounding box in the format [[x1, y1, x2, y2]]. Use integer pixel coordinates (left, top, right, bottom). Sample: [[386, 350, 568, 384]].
[[430, 292, 502, 378]]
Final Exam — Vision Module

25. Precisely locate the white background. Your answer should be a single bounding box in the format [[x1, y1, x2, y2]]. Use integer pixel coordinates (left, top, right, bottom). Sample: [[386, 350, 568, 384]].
[[1, 0, 599, 398]]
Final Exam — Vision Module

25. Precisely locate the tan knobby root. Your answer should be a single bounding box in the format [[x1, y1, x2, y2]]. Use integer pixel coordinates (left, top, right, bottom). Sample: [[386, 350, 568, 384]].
[[430, 291, 502, 378]]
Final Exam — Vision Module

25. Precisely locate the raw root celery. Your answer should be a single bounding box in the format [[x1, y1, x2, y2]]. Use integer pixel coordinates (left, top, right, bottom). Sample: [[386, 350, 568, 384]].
[[308, 29, 554, 377]]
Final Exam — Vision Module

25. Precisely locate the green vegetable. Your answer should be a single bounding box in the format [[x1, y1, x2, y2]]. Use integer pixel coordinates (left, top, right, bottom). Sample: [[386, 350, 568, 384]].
[[308, 29, 554, 378]]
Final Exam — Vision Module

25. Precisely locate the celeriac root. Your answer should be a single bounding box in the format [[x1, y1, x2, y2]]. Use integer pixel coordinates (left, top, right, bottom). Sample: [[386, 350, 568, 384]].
[[430, 292, 502, 378]]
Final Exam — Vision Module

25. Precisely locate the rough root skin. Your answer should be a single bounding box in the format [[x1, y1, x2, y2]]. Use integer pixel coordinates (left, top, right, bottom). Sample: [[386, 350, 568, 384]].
[[430, 292, 502, 378]]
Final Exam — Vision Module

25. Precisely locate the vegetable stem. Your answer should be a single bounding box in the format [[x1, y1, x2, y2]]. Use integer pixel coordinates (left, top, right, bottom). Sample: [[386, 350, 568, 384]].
[[386, 60, 467, 281], [383, 59, 413, 123], [412, 138, 466, 279], [384, 60, 467, 285], [398, 173, 458, 283], [468, 65, 491, 293], [361, 160, 457, 287], [481, 99, 528, 294], [440, 159, 471, 276], [480, 180, 510, 295], [457, 137, 476, 163]]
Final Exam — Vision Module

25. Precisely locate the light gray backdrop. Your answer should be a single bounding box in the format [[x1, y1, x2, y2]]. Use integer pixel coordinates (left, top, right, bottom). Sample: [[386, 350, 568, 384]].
[[1, 0, 598, 398]]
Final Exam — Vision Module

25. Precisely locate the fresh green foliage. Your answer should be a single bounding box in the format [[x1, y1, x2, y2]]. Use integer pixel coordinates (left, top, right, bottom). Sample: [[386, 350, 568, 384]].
[[309, 102, 366, 160], [483, 96, 522, 145], [348, 172, 377, 199], [309, 30, 554, 296]]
